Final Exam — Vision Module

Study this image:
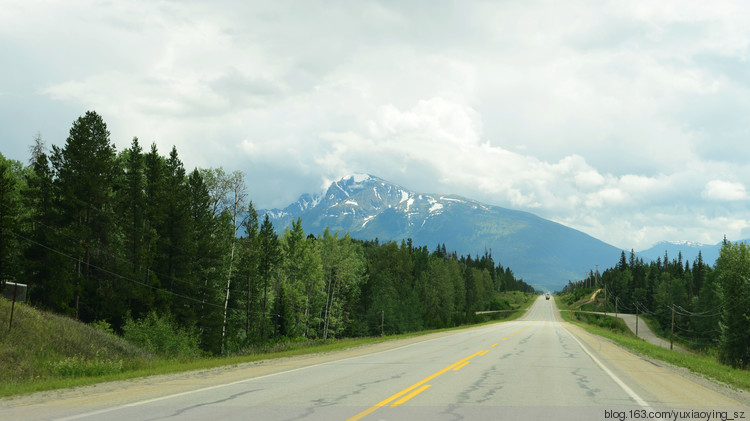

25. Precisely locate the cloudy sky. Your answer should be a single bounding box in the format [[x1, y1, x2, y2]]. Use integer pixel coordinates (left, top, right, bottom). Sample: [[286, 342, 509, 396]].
[[2, 0, 750, 250]]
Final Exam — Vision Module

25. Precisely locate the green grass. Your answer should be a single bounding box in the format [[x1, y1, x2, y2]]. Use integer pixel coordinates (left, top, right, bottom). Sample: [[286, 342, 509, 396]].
[[560, 310, 750, 392], [0, 293, 536, 397]]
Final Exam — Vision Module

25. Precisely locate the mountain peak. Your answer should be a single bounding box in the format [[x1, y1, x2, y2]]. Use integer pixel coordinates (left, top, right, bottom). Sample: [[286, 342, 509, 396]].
[[341, 173, 372, 183], [259, 174, 624, 291]]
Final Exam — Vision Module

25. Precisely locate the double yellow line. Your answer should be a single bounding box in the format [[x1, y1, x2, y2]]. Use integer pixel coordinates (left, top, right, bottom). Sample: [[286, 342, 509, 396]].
[[346, 350, 488, 421], [347, 321, 536, 421]]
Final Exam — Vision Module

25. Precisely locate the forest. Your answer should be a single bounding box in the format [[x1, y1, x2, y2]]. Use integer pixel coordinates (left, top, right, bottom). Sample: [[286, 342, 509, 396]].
[[559, 242, 750, 369], [0, 111, 535, 355]]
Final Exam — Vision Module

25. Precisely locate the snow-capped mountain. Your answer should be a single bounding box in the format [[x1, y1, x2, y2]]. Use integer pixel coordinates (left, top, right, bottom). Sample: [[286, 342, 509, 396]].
[[260, 174, 625, 291]]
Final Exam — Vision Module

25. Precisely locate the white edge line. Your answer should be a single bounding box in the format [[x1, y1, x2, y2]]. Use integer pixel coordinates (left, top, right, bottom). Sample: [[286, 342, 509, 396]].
[[565, 328, 653, 410]]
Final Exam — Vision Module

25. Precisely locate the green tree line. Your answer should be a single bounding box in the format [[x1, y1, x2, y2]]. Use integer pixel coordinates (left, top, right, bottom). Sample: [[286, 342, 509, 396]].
[[0, 111, 534, 355], [560, 240, 750, 369]]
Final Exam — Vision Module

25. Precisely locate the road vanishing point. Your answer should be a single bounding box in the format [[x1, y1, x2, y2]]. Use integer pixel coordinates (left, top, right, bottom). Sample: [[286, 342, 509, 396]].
[[2, 296, 748, 420]]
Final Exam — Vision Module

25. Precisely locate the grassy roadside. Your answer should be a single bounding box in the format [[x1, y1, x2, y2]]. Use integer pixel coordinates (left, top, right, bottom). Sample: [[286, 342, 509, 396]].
[[559, 309, 750, 392], [1, 294, 535, 398]]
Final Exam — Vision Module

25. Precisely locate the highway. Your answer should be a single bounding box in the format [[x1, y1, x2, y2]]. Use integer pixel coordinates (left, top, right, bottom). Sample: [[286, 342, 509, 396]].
[[2, 296, 747, 420]]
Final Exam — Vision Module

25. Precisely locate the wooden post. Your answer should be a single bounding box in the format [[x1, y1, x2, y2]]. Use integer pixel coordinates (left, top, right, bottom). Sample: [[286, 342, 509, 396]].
[[635, 307, 639, 338], [615, 297, 618, 321], [670, 306, 675, 351], [8, 282, 18, 331]]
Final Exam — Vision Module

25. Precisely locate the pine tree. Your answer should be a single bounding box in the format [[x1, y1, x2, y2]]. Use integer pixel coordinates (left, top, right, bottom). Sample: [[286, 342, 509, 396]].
[[0, 156, 20, 282], [116, 138, 151, 320], [235, 201, 261, 345], [186, 169, 225, 354], [50, 111, 118, 321], [122, 138, 146, 276], [257, 214, 280, 341], [716, 241, 750, 368], [159, 146, 195, 326], [22, 136, 71, 311], [142, 143, 167, 312]]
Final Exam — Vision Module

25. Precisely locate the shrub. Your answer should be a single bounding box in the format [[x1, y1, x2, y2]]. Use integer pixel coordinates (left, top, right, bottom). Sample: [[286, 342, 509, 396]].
[[91, 319, 115, 334], [122, 312, 202, 359], [48, 354, 124, 377]]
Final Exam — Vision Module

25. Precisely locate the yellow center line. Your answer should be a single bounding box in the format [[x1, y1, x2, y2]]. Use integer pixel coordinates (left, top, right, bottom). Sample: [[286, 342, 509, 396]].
[[491, 343, 498, 347], [348, 321, 537, 421], [346, 350, 486, 421], [453, 361, 470, 371], [390, 385, 431, 407]]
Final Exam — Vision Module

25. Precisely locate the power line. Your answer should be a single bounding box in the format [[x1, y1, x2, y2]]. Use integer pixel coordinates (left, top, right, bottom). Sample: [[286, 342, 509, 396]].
[[22, 216, 255, 297], [11, 229, 282, 317]]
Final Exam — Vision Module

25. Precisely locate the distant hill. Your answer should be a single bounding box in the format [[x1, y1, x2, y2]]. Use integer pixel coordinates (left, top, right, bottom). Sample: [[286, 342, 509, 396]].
[[259, 174, 625, 291], [636, 239, 750, 267]]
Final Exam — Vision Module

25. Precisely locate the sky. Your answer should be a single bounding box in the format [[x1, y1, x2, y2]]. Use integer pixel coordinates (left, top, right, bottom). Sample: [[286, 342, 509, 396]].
[[2, 0, 750, 251]]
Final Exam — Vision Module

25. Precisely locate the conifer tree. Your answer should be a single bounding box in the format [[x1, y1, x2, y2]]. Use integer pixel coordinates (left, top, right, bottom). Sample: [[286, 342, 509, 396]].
[[257, 214, 280, 341], [716, 241, 750, 368], [50, 111, 117, 320], [22, 136, 70, 311], [160, 146, 195, 326], [0, 157, 20, 283]]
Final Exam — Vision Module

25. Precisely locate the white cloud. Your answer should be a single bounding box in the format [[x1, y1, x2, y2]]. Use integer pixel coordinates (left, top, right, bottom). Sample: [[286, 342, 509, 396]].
[[3, 0, 750, 250], [702, 180, 749, 201]]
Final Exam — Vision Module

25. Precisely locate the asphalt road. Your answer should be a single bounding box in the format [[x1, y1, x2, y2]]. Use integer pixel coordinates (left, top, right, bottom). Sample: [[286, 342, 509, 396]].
[[2, 296, 747, 421], [575, 310, 687, 352]]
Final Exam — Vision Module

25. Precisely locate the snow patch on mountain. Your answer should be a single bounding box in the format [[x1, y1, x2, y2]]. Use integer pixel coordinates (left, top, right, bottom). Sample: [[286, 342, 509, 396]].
[[664, 240, 708, 247], [406, 197, 415, 212]]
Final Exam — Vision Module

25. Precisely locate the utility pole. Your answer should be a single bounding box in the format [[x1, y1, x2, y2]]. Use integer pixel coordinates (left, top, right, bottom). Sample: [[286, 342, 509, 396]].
[[595, 265, 599, 287], [604, 284, 607, 316], [670, 306, 675, 351], [381, 310, 384, 336], [635, 303, 639, 338]]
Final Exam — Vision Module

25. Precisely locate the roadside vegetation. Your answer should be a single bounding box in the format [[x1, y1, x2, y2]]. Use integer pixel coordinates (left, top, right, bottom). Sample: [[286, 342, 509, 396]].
[[559, 309, 750, 392], [558, 240, 750, 369], [556, 240, 750, 391], [0, 292, 535, 397]]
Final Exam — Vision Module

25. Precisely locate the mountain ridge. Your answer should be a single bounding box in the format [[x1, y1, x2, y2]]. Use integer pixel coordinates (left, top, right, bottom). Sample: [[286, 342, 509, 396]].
[[261, 174, 747, 288], [636, 239, 750, 268], [259, 174, 626, 291]]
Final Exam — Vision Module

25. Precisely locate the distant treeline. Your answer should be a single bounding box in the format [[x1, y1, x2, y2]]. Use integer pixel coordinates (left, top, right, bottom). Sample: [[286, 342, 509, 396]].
[[0, 111, 534, 355], [560, 243, 750, 369]]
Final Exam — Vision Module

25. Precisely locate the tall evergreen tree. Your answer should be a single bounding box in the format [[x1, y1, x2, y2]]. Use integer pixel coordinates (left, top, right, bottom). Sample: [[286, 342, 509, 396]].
[[0, 156, 20, 283], [716, 241, 750, 368], [235, 201, 261, 346], [50, 111, 117, 320], [188, 168, 225, 354], [257, 214, 280, 341], [159, 146, 195, 326], [116, 138, 151, 320], [22, 137, 71, 311], [121, 138, 146, 276]]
